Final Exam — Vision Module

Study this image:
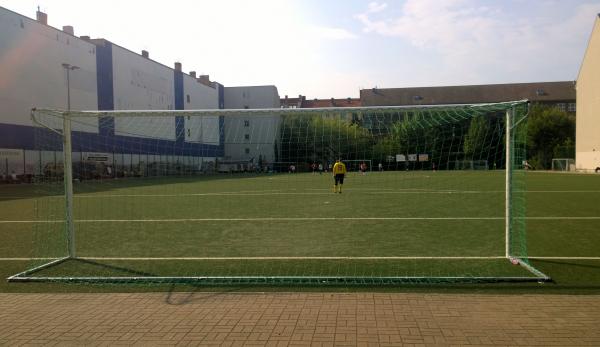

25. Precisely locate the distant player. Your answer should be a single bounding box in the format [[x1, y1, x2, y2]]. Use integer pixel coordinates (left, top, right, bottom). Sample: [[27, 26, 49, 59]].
[[332, 158, 347, 194], [311, 162, 317, 174], [378, 162, 383, 172], [318, 163, 323, 174], [360, 162, 367, 175]]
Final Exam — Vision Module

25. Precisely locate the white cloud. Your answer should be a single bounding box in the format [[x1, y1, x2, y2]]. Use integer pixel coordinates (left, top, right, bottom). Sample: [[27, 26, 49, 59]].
[[355, 0, 600, 84], [367, 2, 388, 13], [356, 0, 500, 48]]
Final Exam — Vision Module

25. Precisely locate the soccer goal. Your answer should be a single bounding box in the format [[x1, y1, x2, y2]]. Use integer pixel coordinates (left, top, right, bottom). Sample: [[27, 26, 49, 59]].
[[551, 158, 575, 172], [344, 160, 372, 172], [454, 160, 489, 170], [8, 101, 550, 285]]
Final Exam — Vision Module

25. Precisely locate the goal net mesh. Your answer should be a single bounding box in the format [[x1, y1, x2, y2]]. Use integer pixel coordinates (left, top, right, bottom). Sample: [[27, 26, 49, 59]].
[[551, 158, 575, 171], [10, 101, 550, 285]]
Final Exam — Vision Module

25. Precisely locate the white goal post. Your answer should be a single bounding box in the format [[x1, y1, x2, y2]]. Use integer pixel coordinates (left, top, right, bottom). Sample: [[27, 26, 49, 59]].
[[7, 101, 551, 285], [551, 158, 575, 171]]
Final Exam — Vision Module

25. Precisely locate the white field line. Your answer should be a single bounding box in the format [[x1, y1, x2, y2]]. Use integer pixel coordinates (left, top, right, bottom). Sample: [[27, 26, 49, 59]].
[[2, 256, 600, 261], [528, 257, 600, 260], [2, 216, 600, 224], [75, 191, 443, 198], [6, 190, 598, 200], [0, 217, 502, 223], [70, 190, 600, 198], [80, 256, 506, 260], [0, 257, 57, 261], [377, 190, 600, 194]]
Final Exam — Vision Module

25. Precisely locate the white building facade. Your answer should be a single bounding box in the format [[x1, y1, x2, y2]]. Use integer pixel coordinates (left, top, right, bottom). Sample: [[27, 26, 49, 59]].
[[223, 86, 281, 166], [576, 14, 600, 172], [0, 7, 98, 177], [0, 6, 229, 178]]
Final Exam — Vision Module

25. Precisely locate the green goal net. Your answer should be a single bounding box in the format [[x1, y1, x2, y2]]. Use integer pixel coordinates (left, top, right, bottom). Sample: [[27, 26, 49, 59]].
[[8, 101, 550, 285]]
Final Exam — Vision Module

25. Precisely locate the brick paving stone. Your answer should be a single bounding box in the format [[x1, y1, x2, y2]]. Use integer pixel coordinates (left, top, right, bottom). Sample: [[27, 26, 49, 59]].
[[0, 293, 599, 345]]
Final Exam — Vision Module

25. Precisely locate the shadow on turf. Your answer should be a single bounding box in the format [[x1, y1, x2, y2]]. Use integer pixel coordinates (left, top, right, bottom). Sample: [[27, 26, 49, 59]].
[[71, 258, 157, 277], [533, 258, 600, 270], [0, 173, 278, 202]]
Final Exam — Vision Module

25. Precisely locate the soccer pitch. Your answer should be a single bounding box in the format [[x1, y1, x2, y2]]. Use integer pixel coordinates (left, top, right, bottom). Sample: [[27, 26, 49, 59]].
[[2, 170, 600, 289]]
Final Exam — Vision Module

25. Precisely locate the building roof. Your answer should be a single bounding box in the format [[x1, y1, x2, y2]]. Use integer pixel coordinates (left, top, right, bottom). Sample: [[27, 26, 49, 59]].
[[0, 6, 94, 48], [224, 85, 279, 90], [302, 98, 361, 108], [360, 81, 575, 106], [281, 96, 361, 108]]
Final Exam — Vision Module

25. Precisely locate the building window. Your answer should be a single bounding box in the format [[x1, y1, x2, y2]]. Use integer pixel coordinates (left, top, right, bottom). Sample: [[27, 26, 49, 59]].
[[244, 120, 250, 127], [245, 148, 250, 154], [187, 129, 191, 137], [568, 103, 576, 112], [556, 103, 566, 112], [244, 134, 250, 140], [20, 19, 24, 28], [186, 95, 190, 103]]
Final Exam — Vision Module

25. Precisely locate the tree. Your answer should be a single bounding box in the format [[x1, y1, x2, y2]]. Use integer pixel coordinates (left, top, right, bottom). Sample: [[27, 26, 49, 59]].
[[553, 137, 575, 159], [527, 105, 575, 169], [386, 118, 451, 169], [463, 113, 508, 169], [278, 114, 373, 164], [464, 115, 491, 159]]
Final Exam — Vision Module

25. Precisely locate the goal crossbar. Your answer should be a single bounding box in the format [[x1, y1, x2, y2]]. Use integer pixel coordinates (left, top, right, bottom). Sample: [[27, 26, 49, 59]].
[[32, 100, 529, 118], [9, 100, 553, 285]]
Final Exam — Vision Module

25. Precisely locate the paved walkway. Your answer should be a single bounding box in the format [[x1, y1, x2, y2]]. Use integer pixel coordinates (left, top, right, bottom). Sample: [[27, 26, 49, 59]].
[[0, 292, 599, 346]]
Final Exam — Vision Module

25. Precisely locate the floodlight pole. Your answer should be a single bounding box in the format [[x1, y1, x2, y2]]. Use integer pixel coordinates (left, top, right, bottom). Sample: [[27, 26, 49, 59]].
[[62, 63, 79, 259], [505, 107, 513, 259]]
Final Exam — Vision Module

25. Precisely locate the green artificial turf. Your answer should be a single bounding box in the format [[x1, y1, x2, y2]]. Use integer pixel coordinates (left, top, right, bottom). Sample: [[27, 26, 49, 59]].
[[1, 171, 599, 292]]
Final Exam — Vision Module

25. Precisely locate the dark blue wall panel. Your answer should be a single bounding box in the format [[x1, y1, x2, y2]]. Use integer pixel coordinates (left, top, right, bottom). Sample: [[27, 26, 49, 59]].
[[2, 40, 225, 158], [95, 40, 115, 136], [0, 123, 221, 157], [0, 123, 37, 150], [174, 70, 185, 144], [217, 83, 225, 149]]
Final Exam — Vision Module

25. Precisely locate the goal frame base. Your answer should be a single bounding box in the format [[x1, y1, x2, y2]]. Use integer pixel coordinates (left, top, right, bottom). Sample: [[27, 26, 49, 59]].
[[16, 101, 546, 286], [8, 256, 551, 285]]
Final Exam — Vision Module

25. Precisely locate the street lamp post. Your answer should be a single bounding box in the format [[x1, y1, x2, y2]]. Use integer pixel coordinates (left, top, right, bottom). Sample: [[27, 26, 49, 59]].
[[62, 63, 79, 111], [61, 63, 79, 258]]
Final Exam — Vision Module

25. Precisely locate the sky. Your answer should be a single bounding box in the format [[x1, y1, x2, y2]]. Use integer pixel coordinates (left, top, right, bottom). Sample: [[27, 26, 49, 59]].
[[2, 0, 600, 98]]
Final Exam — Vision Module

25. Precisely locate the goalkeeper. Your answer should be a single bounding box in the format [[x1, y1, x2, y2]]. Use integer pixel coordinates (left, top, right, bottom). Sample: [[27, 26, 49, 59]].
[[332, 159, 347, 194]]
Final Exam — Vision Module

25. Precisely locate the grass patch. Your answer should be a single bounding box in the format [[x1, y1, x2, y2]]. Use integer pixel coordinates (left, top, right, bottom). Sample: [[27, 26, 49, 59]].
[[2, 171, 599, 292]]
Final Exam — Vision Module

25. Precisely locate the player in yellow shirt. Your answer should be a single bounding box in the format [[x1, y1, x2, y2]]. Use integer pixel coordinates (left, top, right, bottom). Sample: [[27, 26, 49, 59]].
[[332, 159, 347, 193]]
